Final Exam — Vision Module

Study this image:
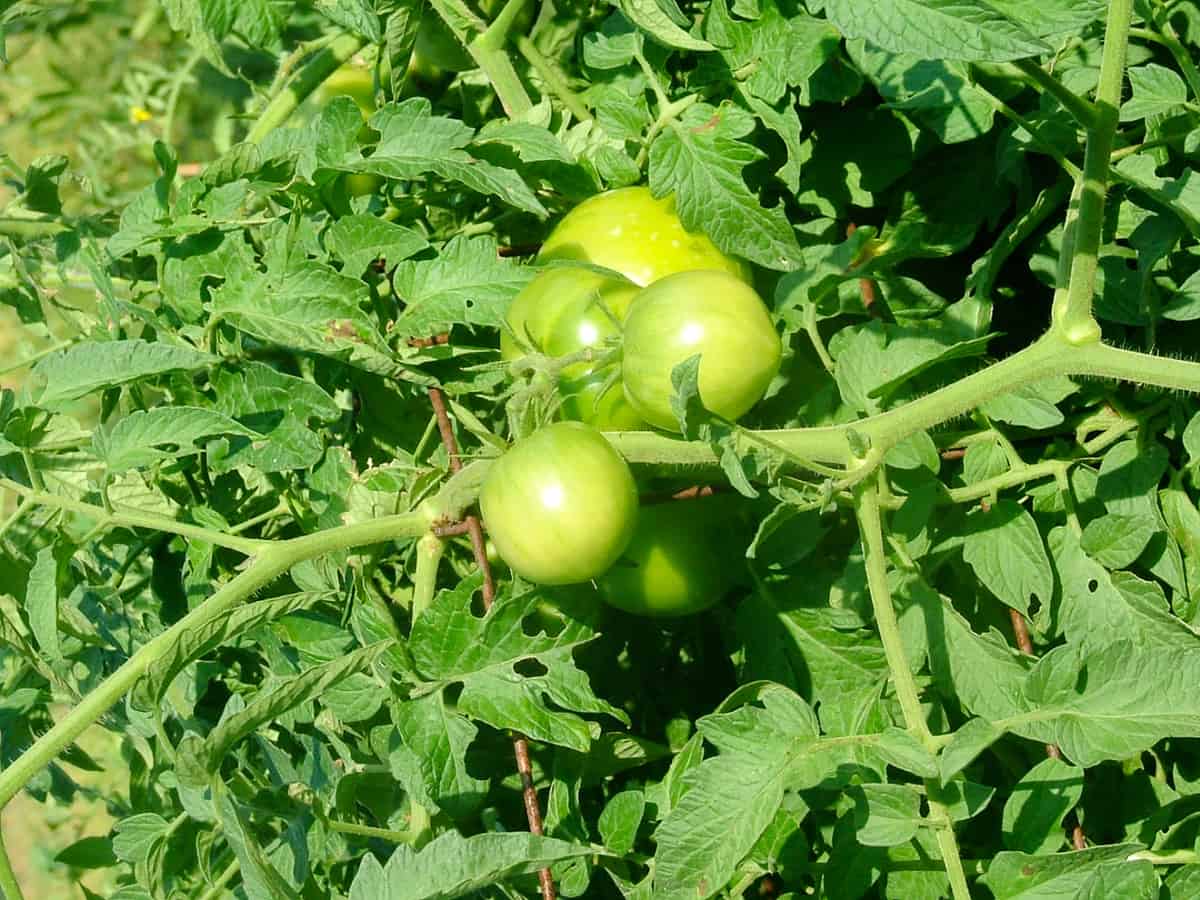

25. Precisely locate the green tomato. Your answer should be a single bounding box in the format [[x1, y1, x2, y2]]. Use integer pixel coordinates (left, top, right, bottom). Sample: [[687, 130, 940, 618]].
[[621, 270, 781, 430], [537, 186, 752, 287], [480, 421, 639, 584], [319, 64, 376, 117], [502, 267, 647, 430], [599, 495, 745, 617], [414, 18, 475, 73], [413, 0, 535, 75], [559, 373, 648, 430]]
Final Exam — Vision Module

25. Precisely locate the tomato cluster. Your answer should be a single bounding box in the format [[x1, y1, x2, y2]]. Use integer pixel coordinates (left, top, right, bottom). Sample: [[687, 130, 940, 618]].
[[483, 187, 782, 616]]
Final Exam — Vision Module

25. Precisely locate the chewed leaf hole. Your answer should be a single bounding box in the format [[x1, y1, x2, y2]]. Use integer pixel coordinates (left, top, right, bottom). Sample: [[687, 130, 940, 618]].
[[513, 658, 548, 678]]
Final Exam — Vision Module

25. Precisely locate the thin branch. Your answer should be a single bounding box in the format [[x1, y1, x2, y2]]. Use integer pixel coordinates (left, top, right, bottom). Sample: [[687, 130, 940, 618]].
[[1011, 59, 1101, 129], [427, 384, 554, 900], [245, 32, 367, 145], [0, 479, 267, 555], [854, 475, 972, 900]]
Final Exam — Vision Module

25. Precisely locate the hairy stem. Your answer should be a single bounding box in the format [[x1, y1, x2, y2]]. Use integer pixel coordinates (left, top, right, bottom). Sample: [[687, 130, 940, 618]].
[[855, 477, 972, 900], [1050, 0, 1133, 343], [245, 32, 366, 145], [0, 479, 267, 554], [1011, 60, 1101, 128]]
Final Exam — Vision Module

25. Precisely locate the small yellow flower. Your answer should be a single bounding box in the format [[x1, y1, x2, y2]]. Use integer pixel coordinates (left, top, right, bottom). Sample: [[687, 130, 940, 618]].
[[129, 106, 153, 124]]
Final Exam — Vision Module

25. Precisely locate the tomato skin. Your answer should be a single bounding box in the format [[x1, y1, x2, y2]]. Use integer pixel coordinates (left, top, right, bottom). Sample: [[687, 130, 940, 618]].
[[502, 267, 647, 430], [480, 422, 639, 584], [599, 495, 744, 617], [319, 65, 376, 117], [537, 187, 752, 287], [621, 270, 781, 429]]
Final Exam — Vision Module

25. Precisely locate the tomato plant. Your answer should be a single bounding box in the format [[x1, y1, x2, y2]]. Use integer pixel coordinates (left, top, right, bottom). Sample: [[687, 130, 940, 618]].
[[10, 4, 1200, 900], [537, 186, 753, 287], [599, 494, 746, 617], [621, 269, 782, 429], [479, 421, 639, 584]]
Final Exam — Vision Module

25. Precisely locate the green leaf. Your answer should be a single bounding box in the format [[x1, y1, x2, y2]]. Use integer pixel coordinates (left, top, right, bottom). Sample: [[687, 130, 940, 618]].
[[669, 354, 705, 437], [649, 102, 801, 270], [918, 582, 1032, 721], [1121, 64, 1188, 122], [410, 580, 626, 751], [390, 236, 535, 339], [961, 500, 1053, 616], [1116, 154, 1200, 237], [618, 0, 714, 51], [1011, 641, 1200, 766], [325, 215, 429, 276], [979, 844, 1153, 898], [825, 0, 1049, 62], [198, 642, 394, 775], [1001, 756, 1085, 854], [346, 98, 547, 216], [1049, 527, 1200, 653], [875, 727, 937, 777], [939, 717, 1004, 782], [55, 835, 118, 869], [599, 790, 646, 855], [388, 692, 490, 818], [847, 42, 995, 144], [982, 0, 1105, 39], [25, 545, 61, 662], [348, 832, 597, 899], [775, 606, 888, 736], [653, 686, 836, 900], [704, 0, 838, 105], [213, 781, 301, 900], [112, 814, 169, 864], [851, 783, 923, 846], [207, 363, 341, 473], [978, 376, 1077, 429], [1079, 512, 1157, 569], [92, 406, 259, 473], [32, 340, 217, 407]]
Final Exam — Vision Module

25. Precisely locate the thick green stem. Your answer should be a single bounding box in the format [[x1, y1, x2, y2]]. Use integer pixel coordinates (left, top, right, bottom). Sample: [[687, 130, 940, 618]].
[[245, 32, 366, 145], [1050, 0, 1133, 344], [0, 479, 266, 555], [0, 511, 428, 809], [610, 332, 1200, 477], [854, 477, 972, 900]]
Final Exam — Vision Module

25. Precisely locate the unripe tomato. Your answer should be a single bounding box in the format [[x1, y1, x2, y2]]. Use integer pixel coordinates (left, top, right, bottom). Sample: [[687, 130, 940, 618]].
[[537, 187, 752, 287], [480, 422, 639, 584], [319, 64, 376, 117], [414, 18, 475, 73], [414, 0, 536, 74], [317, 65, 383, 199], [621, 270, 781, 430], [599, 495, 745, 617], [502, 267, 647, 430]]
